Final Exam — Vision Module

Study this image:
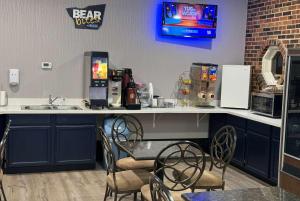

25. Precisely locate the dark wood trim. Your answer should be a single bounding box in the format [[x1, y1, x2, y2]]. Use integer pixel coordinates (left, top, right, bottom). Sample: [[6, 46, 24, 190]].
[[280, 171, 300, 197], [284, 154, 300, 169]]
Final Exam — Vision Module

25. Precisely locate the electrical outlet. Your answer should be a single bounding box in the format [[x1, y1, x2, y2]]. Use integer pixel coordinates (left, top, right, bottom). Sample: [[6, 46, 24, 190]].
[[9, 69, 20, 86], [41, 62, 52, 69]]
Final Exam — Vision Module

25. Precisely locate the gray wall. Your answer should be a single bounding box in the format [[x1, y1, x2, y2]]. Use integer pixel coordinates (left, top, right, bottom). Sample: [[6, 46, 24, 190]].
[[0, 0, 248, 98]]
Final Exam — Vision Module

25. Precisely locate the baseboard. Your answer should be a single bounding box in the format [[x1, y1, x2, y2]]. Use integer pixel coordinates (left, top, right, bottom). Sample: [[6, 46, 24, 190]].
[[280, 171, 300, 197]]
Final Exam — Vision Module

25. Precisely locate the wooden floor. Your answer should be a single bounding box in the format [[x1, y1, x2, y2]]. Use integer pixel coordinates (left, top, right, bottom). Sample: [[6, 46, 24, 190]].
[[3, 165, 269, 201]]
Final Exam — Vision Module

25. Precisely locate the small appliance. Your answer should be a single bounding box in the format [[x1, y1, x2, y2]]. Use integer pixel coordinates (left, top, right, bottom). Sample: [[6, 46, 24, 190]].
[[190, 63, 218, 107], [220, 65, 251, 109], [108, 69, 124, 109], [122, 68, 132, 107], [122, 68, 141, 110], [84, 52, 109, 109], [251, 92, 283, 118]]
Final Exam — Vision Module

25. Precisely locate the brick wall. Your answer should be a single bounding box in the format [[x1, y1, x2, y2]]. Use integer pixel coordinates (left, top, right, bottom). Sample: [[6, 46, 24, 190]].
[[244, 0, 300, 92]]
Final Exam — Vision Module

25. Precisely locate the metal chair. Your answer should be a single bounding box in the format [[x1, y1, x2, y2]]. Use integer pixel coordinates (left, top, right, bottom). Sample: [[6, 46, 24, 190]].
[[150, 175, 174, 201], [141, 141, 206, 201], [111, 114, 155, 171], [193, 125, 237, 190], [99, 129, 152, 201], [0, 120, 11, 201]]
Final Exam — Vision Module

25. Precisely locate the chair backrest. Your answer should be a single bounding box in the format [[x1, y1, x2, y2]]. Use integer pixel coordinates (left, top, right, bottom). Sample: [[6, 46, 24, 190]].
[[98, 127, 116, 174], [0, 120, 11, 168], [111, 114, 144, 145], [210, 125, 237, 173], [154, 141, 206, 191], [150, 175, 175, 201]]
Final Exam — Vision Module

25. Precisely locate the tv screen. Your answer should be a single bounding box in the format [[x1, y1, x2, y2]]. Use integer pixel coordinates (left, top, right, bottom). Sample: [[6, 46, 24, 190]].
[[162, 2, 218, 38]]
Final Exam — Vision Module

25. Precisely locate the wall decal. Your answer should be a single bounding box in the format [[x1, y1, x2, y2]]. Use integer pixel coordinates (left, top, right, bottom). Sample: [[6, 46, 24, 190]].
[[66, 4, 106, 30]]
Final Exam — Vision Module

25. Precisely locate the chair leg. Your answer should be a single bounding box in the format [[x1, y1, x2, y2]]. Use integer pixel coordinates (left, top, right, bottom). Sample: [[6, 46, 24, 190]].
[[0, 184, 6, 201], [114, 192, 118, 201], [133, 192, 137, 201], [103, 184, 109, 201]]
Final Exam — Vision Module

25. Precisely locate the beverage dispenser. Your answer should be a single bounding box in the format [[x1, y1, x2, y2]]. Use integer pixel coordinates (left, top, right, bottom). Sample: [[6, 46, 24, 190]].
[[84, 52, 109, 109], [108, 69, 124, 109], [190, 63, 218, 107]]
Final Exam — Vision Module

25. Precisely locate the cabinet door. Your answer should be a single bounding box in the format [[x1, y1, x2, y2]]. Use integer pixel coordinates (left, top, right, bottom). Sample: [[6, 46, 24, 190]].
[[55, 125, 96, 165], [7, 126, 52, 167], [0, 115, 5, 140], [231, 127, 246, 167], [270, 138, 280, 184], [245, 131, 270, 178], [208, 114, 227, 154], [270, 126, 280, 184]]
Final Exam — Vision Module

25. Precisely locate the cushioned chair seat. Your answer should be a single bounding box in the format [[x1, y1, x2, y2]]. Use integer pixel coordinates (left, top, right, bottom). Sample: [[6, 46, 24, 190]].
[[194, 170, 223, 188], [173, 168, 223, 190], [107, 169, 152, 192], [116, 157, 155, 170], [141, 184, 191, 201]]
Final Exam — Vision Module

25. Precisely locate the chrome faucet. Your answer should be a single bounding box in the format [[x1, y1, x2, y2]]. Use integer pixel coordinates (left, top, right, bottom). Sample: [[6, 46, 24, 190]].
[[49, 95, 60, 105]]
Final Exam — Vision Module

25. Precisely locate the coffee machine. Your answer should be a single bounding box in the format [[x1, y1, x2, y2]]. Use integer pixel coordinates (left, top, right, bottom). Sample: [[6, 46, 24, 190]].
[[108, 69, 124, 109], [84, 52, 109, 109], [122, 68, 141, 110]]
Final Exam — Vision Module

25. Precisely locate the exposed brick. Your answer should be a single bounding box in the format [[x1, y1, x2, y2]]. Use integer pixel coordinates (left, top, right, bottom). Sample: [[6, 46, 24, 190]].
[[244, 0, 299, 92]]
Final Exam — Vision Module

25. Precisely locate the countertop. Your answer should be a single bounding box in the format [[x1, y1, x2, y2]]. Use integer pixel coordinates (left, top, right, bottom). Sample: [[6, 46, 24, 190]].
[[0, 98, 282, 128], [182, 187, 300, 201]]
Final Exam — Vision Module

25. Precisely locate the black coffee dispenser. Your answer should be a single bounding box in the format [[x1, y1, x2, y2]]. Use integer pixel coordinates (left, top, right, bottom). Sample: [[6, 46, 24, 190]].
[[84, 52, 109, 109], [122, 68, 141, 110]]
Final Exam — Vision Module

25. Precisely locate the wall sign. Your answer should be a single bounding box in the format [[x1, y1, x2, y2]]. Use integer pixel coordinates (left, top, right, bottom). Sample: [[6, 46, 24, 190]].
[[66, 4, 106, 30]]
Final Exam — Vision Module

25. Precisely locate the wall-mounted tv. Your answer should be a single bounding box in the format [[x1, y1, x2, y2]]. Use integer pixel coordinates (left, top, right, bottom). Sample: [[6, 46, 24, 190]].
[[162, 2, 218, 38]]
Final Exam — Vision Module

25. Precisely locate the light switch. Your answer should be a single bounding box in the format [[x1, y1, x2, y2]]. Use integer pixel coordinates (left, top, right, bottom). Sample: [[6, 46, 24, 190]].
[[9, 69, 20, 86]]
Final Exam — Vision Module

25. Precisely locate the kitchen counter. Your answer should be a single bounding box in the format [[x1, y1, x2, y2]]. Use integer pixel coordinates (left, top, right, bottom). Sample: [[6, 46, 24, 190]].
[[182, 187, 300, 201], [0, 98, 282, 128]]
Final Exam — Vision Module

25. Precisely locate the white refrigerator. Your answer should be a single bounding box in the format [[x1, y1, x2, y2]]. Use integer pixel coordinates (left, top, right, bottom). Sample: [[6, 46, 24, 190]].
[[220, 65, 251, 109]]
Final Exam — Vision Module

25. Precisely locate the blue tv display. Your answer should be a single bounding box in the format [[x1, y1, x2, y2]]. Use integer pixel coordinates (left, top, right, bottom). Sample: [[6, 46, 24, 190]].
[[162, 2, 218, 38]]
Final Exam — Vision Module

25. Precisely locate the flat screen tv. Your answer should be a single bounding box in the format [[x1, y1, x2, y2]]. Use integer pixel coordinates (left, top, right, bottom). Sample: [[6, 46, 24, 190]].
[[161, 2, 218, 38]]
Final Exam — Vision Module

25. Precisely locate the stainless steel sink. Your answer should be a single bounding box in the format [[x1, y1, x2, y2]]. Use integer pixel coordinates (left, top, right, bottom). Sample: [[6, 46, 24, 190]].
[[53, 105, 83, 110], [21, 105, 83, 110]]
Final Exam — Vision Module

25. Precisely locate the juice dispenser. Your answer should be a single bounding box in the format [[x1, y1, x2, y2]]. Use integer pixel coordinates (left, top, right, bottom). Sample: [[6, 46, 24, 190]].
[[84, 52, 109, 109], [190, 63, 218, 107]]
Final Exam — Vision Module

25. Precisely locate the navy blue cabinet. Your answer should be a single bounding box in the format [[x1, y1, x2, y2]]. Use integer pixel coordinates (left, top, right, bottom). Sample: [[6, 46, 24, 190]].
[[6, 114, 97, 173], [226, 115, 247, 168], [270, 127, 280, 183], [55, 125, 96, 165], [209, 114, 280, 185], [7, 126, 52, 167], [245, 130, 270, 178], [0, 115, 5, 140], [231, 127, 246, 167]]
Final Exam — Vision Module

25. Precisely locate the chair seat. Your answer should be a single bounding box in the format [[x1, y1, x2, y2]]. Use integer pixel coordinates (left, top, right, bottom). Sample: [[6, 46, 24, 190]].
[[107, 169, 152, 192], [174, 168, 223, 189], [116, 157, 155, 170], [141, 184, 191, 201], [194, 170, 223, 189]]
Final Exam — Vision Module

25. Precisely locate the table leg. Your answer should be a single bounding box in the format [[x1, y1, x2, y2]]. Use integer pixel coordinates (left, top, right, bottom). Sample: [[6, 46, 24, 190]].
[[156, 161, 164, 181]]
